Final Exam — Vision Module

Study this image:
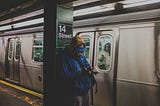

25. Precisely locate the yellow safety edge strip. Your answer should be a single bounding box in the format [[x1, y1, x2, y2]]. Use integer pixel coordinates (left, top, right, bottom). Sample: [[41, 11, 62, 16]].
[[0, 80, 43, 98]]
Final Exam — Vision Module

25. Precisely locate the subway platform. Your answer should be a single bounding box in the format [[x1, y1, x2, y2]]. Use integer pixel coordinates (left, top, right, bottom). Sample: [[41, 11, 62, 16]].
[[0, 80, 43, 106]]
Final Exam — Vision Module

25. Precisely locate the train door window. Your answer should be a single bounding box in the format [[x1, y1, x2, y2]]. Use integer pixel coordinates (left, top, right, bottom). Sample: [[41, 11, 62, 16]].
[[15, 38, 21, 60], [96, 34, 113, 71], [80, 32, 94, 64], [8, 39, 14, 60], [32, 38, 43, 62], [81, 37, 90, 62]]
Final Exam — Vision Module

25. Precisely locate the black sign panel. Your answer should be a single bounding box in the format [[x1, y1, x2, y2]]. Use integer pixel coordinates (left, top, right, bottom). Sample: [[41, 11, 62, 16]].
[[57, 22, 72, 48]]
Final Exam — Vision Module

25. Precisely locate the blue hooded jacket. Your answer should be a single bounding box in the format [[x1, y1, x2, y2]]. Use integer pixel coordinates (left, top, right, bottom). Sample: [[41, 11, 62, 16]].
[[59, 47, 91, 96]]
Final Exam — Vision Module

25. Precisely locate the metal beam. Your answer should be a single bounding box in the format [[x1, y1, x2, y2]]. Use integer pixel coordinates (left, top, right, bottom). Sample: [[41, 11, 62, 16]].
[[74, 0, 124, 11], [74, 2, 160, 21], [0, 0, 43, 21], [57, 0, 78, 5]]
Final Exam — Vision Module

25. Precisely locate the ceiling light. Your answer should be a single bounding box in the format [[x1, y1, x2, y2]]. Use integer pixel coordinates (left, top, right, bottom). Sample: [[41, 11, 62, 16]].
[[74, 3, 115, 17]]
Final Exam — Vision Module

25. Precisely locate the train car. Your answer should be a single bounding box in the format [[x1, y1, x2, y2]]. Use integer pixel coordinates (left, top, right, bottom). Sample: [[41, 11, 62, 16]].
[[0, 9, 44, 92], [73, 8, 160, 106]]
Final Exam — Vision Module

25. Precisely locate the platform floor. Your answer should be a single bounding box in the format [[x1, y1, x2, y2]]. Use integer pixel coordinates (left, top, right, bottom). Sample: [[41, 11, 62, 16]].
[[0, 81, 43, 106]]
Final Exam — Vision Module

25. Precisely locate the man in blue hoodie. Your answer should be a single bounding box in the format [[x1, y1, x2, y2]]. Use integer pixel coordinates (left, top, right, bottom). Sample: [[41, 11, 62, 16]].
[[58, 34, 96, 106]]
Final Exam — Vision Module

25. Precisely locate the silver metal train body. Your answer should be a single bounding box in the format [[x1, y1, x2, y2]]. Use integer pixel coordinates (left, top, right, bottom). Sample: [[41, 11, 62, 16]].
[[0, 9, 44, 92], [73, 8, 160, 106]]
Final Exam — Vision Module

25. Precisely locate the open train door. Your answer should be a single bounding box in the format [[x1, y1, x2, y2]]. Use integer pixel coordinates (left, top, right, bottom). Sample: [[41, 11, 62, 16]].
[[79, 28, 119, 106], [5, 37, 21, 83]]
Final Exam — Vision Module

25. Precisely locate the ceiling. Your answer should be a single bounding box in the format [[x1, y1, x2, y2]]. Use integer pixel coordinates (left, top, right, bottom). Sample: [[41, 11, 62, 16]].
[[0, 0, 34, 13], [0, 0, 76, 13], [0, 0, 43, 21], [73, 0, 160, 21], [0, 0, 160, 21]]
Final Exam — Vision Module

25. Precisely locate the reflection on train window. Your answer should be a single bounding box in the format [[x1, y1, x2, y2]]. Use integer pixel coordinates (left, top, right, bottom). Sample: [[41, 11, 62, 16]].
[[32, 38, 43, 62], [34, 39, 43, 46], [15, 38, 21, 60], [82, 37, 90, 61], [8, 39, 14, 60], [97, 35, 113, 71]]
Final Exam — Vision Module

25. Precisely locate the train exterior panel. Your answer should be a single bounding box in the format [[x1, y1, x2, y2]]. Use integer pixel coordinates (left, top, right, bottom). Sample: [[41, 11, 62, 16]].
[[0, 9, 44, 93], [73, 8, 160, 106], [0, 31, 43, 92], [117, 23, 160, 106], [0, 36, 7, 78], [19, 33, 43, 92]]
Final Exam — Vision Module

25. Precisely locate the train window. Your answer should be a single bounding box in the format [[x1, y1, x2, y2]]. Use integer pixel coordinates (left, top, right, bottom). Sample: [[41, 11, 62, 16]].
[[32, 38, 43, 62], [82, 37, 90, 61], [79, 32, 94, 64], [8, 39, 14, 60], [15, 38, 21, 60], [34, 39, 43, 46], [97, 35, 113, 71]]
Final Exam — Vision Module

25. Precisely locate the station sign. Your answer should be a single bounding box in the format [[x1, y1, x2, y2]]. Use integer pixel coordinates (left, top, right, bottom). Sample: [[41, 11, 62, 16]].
[[57, 22, 72, 48], [56, 5, 73, 50]]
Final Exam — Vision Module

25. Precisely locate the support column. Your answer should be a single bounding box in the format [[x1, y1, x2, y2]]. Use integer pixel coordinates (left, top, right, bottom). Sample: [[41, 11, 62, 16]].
[[44, 1, 57, 106], [44, 1, 73, 106]]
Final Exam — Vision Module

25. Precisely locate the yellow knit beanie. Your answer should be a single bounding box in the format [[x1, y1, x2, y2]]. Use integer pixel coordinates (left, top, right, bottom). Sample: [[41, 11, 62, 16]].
[[68, 34, 85, 53]]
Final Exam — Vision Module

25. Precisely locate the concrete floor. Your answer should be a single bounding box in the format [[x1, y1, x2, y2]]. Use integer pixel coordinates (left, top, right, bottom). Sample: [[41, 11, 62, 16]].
[[0, 82, 43, 106]]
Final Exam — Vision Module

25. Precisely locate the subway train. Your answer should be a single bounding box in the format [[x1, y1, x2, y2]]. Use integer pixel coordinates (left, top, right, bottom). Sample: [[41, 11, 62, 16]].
[[0, 9, 44, 92], [73, 8, 160, 106], [0, 5, 160, 106]]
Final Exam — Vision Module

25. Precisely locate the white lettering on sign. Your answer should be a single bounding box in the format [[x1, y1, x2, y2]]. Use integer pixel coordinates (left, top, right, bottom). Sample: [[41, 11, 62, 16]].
[[58, 25, 66, 33], [58, 23, 72, 39], [58, 33, 72, 38]]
